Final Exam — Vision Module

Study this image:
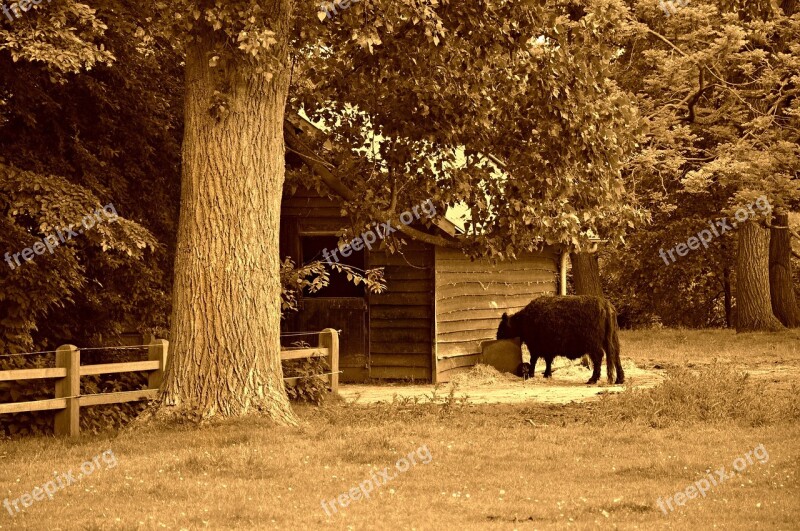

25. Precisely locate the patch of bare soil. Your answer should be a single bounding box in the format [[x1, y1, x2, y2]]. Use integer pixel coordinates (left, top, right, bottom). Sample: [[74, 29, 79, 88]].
[[742, 361, 800, 394], [338, 359, 664, 405]]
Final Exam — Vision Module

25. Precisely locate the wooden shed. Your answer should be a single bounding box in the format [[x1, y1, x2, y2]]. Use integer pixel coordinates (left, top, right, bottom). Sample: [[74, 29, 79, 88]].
[[280, 186, 560, 383]]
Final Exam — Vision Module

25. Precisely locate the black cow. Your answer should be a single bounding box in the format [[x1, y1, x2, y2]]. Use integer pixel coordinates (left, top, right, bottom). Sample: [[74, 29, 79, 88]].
[[497, 295, 624, 385]]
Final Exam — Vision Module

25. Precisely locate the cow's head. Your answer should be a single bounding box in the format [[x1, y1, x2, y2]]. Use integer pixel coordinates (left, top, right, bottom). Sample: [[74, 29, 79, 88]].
[[496, 312, 518, 340]]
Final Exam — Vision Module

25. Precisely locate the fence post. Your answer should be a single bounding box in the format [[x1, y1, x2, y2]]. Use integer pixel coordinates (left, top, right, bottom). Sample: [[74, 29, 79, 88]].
[[320, 328, 339, 394], [148, 339, 169, 390], [54, 345, 80, 437]]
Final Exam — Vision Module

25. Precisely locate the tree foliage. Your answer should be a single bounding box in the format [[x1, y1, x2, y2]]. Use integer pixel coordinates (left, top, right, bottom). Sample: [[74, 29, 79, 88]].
[[290, 0, 644, 258], [603, 0, 800, 327], [0, 0, 182, 352]]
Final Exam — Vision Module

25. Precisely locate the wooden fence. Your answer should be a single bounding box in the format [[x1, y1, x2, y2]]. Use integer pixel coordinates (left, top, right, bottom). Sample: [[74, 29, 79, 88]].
[[0, 328, 339, 437], [281, 328, 340, 394]]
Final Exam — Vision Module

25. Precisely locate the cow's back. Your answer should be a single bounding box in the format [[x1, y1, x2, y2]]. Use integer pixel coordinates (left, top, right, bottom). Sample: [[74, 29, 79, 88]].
[[513, 296, 610, 358]]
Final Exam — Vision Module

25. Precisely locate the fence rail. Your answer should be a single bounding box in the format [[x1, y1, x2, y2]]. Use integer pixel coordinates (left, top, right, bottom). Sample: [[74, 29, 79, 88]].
[[0, 328, 339, 437], [0, 368, 67, 381], [282, 328, 339, 393]]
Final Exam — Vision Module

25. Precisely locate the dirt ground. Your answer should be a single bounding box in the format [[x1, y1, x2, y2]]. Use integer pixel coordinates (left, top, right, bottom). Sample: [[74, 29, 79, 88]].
[[338, 358, 663, 405], [338, 328, 800, 405], [339, 359, 800, 404]]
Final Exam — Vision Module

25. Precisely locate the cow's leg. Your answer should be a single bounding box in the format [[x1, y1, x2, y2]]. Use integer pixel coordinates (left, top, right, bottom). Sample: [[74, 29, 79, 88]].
[[515, 362, 531, 379], [605, 347, 615, 385], [586, 351, 602, 384], [543, 357, 553, 378], [529, 356, 538, 377], [614, 351, 625, 384]]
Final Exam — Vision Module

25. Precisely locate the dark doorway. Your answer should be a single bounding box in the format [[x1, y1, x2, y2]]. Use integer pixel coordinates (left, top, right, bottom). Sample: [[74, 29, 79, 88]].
[[301, 235, 366, 298]]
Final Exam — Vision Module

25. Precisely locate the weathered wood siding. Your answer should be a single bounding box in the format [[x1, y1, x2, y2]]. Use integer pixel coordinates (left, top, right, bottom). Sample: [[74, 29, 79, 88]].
[[367, 241, 434, 381], [282, 185, 347, 235], [434, 247, 558, 383]]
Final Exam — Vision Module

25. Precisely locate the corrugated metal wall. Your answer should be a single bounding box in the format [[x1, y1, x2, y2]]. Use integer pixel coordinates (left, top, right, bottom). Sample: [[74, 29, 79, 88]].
[[434, 247, 558, 383]]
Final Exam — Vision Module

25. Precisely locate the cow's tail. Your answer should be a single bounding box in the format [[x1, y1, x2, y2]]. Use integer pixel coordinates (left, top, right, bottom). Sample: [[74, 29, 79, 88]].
[[605, 301, 624, 384]]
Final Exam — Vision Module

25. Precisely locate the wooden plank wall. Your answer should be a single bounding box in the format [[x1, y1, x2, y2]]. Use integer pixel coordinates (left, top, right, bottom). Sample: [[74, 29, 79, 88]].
[[282, 185, 346, 235], [367, 241, 435, 381], [434, 247, 558, 383], [281, 186, 435, 382]]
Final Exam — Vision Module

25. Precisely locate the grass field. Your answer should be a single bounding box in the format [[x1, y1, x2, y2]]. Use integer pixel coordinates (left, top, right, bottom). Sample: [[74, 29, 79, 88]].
[[1, 329, 799, 530]]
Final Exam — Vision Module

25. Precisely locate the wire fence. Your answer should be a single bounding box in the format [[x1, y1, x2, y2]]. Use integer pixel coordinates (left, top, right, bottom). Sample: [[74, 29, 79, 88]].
[[2, 331, 341, 358]]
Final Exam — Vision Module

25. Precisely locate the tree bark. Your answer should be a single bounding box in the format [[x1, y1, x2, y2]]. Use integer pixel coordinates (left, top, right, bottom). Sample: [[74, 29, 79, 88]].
[[570, 251, 602, 367], [769, 212, 800, 327], [736, 221, 784, 332], [160, 5, 296, 424], [570, 252, 604, 296], [723, 265, 733, 328]]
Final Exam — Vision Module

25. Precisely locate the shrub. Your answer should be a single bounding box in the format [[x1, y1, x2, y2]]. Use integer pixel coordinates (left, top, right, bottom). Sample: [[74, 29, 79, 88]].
[[0, 355, 56, 436], [283, 357, 329, 405]]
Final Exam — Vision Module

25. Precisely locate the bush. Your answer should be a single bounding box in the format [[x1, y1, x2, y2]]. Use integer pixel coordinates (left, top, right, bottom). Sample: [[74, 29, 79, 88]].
[[283, 357, 329, 405], [0, 354, 56, 436], [79, 372, 149, 434]]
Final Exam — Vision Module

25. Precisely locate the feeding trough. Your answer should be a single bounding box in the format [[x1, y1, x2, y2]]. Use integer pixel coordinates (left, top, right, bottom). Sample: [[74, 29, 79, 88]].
[[478, 338, 523, 374]]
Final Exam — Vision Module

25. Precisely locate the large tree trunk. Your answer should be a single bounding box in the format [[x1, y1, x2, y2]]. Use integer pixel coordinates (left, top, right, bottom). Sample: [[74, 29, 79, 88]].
[[769, 212, 800, 327], [736, 221, 784, 332], [570, 252, 604, 296], [160, 6, 296, 423]]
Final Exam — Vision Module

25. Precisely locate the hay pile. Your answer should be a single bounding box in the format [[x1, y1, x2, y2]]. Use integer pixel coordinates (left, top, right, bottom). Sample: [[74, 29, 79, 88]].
[[543, 357, 640, 379], [450, 360, 643, 388], [546, 357, 591, 379], [451, 364, 520, 387]]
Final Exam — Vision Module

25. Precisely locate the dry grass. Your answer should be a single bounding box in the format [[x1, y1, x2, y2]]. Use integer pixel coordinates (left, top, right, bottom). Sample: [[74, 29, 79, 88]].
[[597, 361, 800, 427], [0, 328, 799, 530], [619, 328, 800, 368]]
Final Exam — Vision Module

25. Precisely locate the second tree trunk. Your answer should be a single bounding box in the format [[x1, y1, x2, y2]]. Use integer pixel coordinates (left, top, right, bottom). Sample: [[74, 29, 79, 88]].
[[769, 212, 800, 327], [570, 252, 604, 296], [736, 221, 784, 332]]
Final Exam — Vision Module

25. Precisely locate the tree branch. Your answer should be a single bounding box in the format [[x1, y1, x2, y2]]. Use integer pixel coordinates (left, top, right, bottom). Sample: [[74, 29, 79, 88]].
[[642, 27, 759, 116], [685, 69, 704, 122], [284, 120, 356, 202], [283, 119, 461, 249]]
